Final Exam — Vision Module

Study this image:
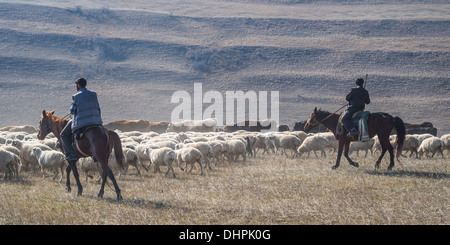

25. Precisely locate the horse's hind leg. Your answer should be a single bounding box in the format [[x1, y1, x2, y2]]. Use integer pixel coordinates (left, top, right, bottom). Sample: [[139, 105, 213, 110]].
[[65, 165, 72, 192], [387, 143, 395, 171], [98, 165, 122, 201]]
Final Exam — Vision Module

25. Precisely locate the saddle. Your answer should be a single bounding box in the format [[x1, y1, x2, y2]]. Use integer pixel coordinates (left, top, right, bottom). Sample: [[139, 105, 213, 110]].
[[336, 111, 371, 142], [72, 124, 105, 159]]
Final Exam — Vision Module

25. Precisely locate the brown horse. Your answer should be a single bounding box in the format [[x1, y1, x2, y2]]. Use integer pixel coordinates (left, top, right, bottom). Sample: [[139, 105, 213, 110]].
[[304, 107, 405, 171], [37, 110, 124, 200]]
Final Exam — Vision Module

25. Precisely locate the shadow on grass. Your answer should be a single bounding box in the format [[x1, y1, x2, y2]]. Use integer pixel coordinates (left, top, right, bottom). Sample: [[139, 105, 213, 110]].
[[365, 170, 450, 179]]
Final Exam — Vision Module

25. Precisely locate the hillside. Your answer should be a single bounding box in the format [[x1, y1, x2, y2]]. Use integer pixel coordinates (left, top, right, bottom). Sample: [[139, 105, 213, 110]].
[[0, 1, 448, 134]]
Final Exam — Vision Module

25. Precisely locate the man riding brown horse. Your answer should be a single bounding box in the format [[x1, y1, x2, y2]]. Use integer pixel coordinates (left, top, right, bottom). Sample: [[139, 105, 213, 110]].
[[60, 78, 103, 162], [39, 78, 124, 200], [341, 78, 370, 137]]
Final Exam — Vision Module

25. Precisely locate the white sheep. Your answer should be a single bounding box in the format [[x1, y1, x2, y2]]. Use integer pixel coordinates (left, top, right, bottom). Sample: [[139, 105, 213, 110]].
[[0, 148, 20, 180], [440, 134, 450, 154], [291, 131, 308, 143], [413, 133, 434, 145], [122, 147, 147, 175], [297, 135, 329, 158], [278, 135, 303, 158], [207, 140, 226, 166], [315, 132, 338, 155], [11, 140, 52, 172], [77, 157, 101, 182], [107, 150, 129, 179], [40, 138, 59, 150], [134, 143, 160, 169], [225, 139, 247, 162], [400, 135, 421, 158], [147, 147, 177, 177], [254, 133, 271, 155], [418, 136, 444, 159], [176, 142, 213, 169], [372, 135, 396, 154], [1, 145, 21, 157], [30, 147, 66, 181], [264, 133, 281, 155], [175, 147, 204, 175], [76, 150, 130, 181], [349, 138, 375, 157]]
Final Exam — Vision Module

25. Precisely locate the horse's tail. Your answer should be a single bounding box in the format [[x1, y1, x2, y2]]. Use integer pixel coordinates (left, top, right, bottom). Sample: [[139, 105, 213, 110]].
[[393, 116, 406, 160], [108, 130, 124, 169]]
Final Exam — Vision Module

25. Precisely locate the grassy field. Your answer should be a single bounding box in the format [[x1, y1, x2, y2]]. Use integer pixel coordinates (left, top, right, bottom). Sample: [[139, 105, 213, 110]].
[[0, 152, 448, 225]]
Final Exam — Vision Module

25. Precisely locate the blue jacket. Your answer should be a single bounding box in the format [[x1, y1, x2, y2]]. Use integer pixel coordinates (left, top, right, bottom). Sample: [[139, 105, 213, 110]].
[[70, 88, 103, 131]]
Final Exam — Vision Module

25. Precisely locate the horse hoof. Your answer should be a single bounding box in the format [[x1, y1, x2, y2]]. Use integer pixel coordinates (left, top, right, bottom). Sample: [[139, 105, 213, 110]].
[[117, 195, 123, 201], [352, 162, 359, 168], [98, 192, 104, 198], [66, 187, 71, 193], [331, 165, 338, 170], [387, 166, 393, 171]]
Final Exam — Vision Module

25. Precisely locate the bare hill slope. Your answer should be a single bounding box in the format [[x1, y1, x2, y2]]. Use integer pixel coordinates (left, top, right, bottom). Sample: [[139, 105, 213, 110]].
[[0, 1, 448, 134]]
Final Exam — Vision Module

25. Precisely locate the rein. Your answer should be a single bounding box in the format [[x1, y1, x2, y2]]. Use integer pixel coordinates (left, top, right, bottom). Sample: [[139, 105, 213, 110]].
[[39, 113, 71, 134], [309, 103, 348, 128]]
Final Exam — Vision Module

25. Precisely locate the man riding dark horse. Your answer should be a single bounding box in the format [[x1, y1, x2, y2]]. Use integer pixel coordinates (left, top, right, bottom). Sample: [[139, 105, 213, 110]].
[[341, 78, 370, 136], [60, 78, 103, 162]]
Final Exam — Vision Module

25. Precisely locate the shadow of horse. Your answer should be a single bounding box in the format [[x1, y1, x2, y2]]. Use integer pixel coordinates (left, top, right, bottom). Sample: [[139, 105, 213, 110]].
[[365, 170, 450, 180]]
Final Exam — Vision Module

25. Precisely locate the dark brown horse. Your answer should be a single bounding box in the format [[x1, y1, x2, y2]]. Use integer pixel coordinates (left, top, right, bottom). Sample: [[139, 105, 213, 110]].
[[37, 110, 124, 200], [304, 107, 405, 171]]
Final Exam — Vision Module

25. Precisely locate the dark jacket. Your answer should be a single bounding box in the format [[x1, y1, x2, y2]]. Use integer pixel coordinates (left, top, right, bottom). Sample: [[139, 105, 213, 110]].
[[70, 88, 103, 131], [346, 86, 370, 110]]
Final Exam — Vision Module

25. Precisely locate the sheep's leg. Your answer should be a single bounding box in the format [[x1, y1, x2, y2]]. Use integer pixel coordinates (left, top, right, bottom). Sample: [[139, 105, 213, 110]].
[[165, 162, 176, 178], [187, 163, 194, 173], [313, 151, 318, 158], [52, 168, 58, 181], [198, 160, 204, 175], [321, 149, 327, 158], [59, 165, 64, 182], [41, 167, 47, 179], [179, 161, 186, 171]]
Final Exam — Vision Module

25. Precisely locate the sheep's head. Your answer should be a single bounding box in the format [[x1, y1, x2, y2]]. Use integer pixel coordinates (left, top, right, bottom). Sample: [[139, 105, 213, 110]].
[[31, 147, 39, 157], [11, 140, 20, 148]]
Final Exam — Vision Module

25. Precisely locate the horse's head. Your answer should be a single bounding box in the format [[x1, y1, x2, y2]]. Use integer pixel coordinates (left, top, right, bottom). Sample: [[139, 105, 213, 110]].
[[304, 107, 321, 132], [37, 110, 55, 140]]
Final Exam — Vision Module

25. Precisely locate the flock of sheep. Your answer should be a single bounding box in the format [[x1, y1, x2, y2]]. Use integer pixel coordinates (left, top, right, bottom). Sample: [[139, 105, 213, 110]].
[[0, 125, 449, 181]]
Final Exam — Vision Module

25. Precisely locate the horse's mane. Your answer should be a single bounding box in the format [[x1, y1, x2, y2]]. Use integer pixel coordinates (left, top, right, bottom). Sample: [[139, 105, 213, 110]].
[[316, 109, 340, 120]]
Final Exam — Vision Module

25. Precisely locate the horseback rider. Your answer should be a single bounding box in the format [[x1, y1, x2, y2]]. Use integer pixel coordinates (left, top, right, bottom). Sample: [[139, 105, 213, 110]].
[[342, 78, 370, 136], [60, 78, 103, 161]]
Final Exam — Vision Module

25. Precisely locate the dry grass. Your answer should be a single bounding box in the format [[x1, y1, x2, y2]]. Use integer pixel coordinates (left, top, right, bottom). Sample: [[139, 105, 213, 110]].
[[0, 153, 448, 225]]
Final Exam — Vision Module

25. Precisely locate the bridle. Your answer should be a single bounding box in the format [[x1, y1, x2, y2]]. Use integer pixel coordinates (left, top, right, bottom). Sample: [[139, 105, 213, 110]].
[[38, 113, 71, 136], [307, 103, 348, 128]]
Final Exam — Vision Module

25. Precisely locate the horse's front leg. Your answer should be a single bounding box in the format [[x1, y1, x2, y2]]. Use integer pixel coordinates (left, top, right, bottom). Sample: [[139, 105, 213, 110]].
[[332, 140, 344, 170], [344, 141, 359, 168], [65, 164, 72, 193]]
